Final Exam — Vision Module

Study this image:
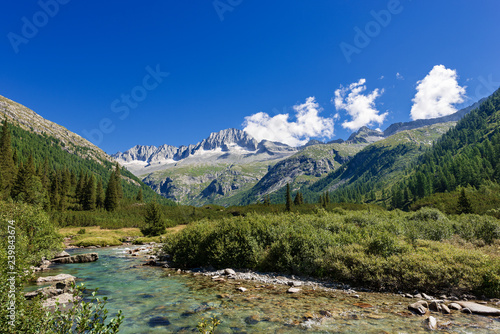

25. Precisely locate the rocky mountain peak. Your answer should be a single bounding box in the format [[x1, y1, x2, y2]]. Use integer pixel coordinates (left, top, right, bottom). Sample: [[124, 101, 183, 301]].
[[200, 128, 258, 151], [347, 126, 384, 144]]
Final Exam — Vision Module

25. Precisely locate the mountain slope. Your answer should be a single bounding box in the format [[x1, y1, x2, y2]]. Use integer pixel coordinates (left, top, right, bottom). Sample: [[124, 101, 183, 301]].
[[0, 95, 111, 164], [307, 122, 456, 202], [390, 87, 500, 209], [0, 94, 171, 204]]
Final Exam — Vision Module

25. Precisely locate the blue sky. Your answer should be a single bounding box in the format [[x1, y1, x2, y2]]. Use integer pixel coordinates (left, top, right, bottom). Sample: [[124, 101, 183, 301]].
[[1, 0, 499, 153]]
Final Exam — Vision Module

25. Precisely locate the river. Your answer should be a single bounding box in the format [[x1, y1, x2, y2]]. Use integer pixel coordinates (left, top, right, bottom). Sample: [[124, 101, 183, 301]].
[[33, 246, 500, 333]]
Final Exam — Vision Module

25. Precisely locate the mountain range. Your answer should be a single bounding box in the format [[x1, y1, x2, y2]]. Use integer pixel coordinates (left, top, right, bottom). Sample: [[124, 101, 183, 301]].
[[2, 91, 494, 208], [113, 99, 485, 206]]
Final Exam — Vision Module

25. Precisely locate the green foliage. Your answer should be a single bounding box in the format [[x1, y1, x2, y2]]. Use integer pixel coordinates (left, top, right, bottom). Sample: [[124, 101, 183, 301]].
[[165, 209, 500, 296], [77, 228, 86, 234], [457, 187, 473, 214], [0, 119, 16, 198], [197, 316, 221, 334], [104, 169, 119, 212], [141, 201, 167, 236], [73, 237, 122, 247], [47, 285, 124, 334], [285, 183, 292, 212], [0, 201, 123, 333]]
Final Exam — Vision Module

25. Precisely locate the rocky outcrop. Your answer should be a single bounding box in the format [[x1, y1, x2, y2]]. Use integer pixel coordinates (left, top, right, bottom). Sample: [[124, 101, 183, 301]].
[[25, 277, 75, 300], [36, 274, 75, 283], [51, 253, 98, 264], [347, 126, 384, 144]]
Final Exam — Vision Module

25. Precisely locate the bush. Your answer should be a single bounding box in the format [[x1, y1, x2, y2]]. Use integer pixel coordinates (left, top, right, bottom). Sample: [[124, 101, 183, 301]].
[[164, 210, 500, 297], [77, 228, 86, 235]]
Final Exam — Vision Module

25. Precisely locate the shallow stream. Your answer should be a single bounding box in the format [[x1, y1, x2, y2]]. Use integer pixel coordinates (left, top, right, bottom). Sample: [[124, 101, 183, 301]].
[[33, 246, 500, 333]]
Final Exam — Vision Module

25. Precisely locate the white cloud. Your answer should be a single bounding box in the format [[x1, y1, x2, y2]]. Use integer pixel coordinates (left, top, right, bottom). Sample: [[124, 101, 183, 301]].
[[410, 65, 466, 120], [334, 79, 387, 131], [242, 97, 334, 147], [396, 72, 404, 80]]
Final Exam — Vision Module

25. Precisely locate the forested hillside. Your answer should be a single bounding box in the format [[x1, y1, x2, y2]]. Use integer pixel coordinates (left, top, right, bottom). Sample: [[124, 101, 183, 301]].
[[389, 88, 500, 209], [311, 88, 500, 213], [306, 122, 455, 205]]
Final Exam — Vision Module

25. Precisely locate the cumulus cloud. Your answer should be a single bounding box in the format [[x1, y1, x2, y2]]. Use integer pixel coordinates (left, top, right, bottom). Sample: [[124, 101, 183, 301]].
[[242, 97, 334, 147], [410, 65, 466, 120], [334, 79, 387, 131]]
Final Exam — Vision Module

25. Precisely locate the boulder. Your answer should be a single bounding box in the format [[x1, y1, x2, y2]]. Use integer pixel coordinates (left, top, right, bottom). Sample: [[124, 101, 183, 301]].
[[288, 281, 302, 287], [25, 277, 75, 300], [426, 316, 437, 330], [51, 253, 98, 264], [224, 268, 236, 276], [429, 301, 442, 313], [409, 301, 428, 315], [42, 292, 75, 308], [441, 304, 451, 314], [457, 302, 500, 316], [36, 274, 75, 283], [287, 287, 301, 294], [53, 251, 70, 259], [237, 287, 247, 292], [448, 303, 462, 310]]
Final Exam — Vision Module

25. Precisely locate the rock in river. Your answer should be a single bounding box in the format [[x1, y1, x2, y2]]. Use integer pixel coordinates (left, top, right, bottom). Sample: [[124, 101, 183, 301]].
[[457, 302, 500, 316], [51, 253, 98, 264], [408, 301, 428, 315], [37, 273, 75, 283]]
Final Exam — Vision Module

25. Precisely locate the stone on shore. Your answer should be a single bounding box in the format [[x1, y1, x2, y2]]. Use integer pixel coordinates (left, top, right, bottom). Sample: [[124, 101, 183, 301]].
[[224, 268, 236, 276], [287, 287, 301, 294], [51, 253, 98, 264], [37, 274, 75, 283], [457, 302, 500, 316], [42, 292, 75, 308]]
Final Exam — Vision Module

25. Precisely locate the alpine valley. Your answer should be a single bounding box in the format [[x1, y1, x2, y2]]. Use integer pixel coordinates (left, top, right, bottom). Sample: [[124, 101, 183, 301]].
[[112, 97, 487, 207]]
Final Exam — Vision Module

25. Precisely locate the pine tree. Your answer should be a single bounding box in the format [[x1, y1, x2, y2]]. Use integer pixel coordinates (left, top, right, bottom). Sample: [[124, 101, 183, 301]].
[[104, 173, 119, 211], [263, 195, 270, 206], [113, 163, 123, 200], [0, 119, 16, 198], [294, 192, 301, 205], [136, 187, 143, 202], [141, 200, 166, 236], [10, 155, 47, 206], [457, 187, 473, 214], [285, 183, 292, 212], [82, 174, 96, 210], [96, 178, 105, 209]]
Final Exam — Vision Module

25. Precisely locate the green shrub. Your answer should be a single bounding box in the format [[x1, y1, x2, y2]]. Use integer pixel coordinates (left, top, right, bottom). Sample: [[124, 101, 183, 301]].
[[77, 228, 86, 235]]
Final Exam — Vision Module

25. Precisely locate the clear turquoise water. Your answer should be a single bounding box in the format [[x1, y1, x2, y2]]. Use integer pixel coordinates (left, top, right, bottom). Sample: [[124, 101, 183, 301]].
[[34, 246, 500, 333]]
